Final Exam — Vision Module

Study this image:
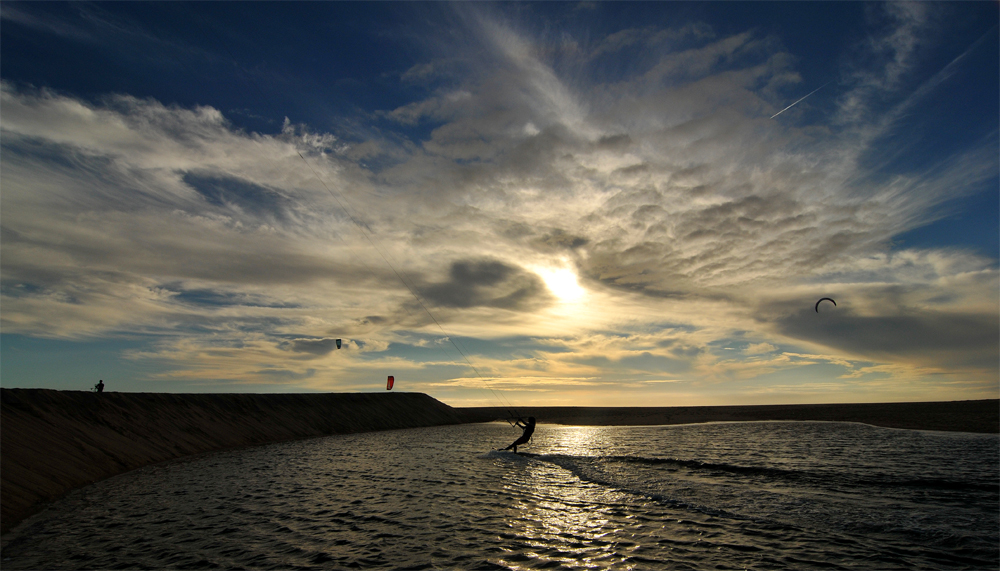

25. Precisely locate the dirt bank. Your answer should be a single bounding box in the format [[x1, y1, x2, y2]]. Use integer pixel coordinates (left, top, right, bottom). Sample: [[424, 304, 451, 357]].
[[461, 400, 999, 433], [1, 389, 468, 533]]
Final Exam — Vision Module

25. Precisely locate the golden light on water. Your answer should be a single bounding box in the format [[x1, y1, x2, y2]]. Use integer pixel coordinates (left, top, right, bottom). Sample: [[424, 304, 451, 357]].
[[549, 426, 603, 457], [498, 427, 627, 569]]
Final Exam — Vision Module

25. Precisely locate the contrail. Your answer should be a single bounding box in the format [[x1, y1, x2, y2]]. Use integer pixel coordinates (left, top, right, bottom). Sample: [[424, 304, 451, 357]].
[[770, 82, 831, 119]]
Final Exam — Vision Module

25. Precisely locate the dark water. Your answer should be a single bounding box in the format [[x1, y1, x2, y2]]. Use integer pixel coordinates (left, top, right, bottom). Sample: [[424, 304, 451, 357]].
[[3, 422, 997, 570]]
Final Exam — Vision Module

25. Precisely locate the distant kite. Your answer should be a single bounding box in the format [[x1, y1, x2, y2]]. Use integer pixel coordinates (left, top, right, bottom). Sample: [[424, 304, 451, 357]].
[[815, 298, 836, 312], [387, 375, 394, 390], [336, 339, 342, 349]]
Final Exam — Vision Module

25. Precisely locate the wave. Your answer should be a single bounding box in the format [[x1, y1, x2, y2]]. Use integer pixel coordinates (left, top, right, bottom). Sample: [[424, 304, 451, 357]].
[[508, 452, 998, 494]]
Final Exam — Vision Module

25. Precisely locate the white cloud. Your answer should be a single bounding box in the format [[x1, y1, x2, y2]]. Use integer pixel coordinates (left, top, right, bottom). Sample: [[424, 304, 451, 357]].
[[744, 343, 777, 355]]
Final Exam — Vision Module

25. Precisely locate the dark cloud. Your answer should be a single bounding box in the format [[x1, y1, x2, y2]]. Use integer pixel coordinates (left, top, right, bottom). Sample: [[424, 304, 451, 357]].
[[580, 242, 688, 298], [165, 286, 300, 309], [252, 367, 317, 380], [289, 337, 341, 356], [775, 307, 999, 369], [670, 344, 705, 358], [182, 172, 290, 222], [596, 133, 632, 150], [498, 220, 536, 241], [420, 258, 552, 311], [533, 229, 589, 251], [494, 222, 589, 252], [0, 281, 45, 299], [613, 163, 650, 176], [325, 316, 389, 337]]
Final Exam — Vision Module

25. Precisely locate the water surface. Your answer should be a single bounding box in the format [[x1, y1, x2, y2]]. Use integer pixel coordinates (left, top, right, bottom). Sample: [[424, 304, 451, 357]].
[[3, 421, 997, 569]]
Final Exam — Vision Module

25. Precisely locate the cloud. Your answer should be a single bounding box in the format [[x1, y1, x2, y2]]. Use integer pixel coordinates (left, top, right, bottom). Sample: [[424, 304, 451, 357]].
[[0, 82, 410, 346], [1, 4, 94, 42], [1, 4, 996, 400], [419, 259, 552, 311], [587, 23, 714, 62], [744, 343, 777, 355], [777, 307, 998, 367], [182, 172, 293, 224], [289, 338, 342, 356]]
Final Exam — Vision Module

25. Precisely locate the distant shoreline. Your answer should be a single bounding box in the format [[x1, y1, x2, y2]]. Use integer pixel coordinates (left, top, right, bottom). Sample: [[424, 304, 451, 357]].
[[2, 390, 996, 536], [460, 400, 999, 434]]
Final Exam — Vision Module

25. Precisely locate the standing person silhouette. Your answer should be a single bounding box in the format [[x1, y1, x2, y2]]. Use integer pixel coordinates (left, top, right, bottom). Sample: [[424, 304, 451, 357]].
[[502, 416, 535, 453], [95, 380, 104, 393]]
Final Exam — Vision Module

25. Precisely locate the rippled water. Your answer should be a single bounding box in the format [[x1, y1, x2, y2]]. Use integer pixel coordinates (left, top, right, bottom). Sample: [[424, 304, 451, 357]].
[[3, 422, 997, 570]]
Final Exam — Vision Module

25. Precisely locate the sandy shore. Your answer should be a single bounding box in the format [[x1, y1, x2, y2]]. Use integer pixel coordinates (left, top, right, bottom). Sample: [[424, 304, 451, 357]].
[[3, 391, 995, 534], [461, 400, 999, 433], [1, 389, 467, 534]]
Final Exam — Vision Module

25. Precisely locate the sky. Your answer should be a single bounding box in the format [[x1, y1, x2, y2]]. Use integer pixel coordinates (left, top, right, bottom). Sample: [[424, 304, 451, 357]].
[[1, 2, 997, 407]]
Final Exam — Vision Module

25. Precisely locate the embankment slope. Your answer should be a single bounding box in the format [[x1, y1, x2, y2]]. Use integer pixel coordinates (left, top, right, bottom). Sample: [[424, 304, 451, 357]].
[[1, 389, 467, 533]]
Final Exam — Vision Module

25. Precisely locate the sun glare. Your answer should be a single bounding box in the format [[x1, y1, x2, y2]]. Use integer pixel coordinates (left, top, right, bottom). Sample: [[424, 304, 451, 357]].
[[537, 267, 586, 302]]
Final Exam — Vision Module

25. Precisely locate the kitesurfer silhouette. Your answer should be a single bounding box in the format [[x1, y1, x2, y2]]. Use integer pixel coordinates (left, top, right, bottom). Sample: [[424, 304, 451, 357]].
[[95, 380, 104, 393], [502, 416, 536, 453]]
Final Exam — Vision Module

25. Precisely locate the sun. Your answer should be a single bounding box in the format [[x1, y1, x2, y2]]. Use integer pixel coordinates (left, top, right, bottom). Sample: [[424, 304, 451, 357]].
[[537, 267, 586, 302]]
